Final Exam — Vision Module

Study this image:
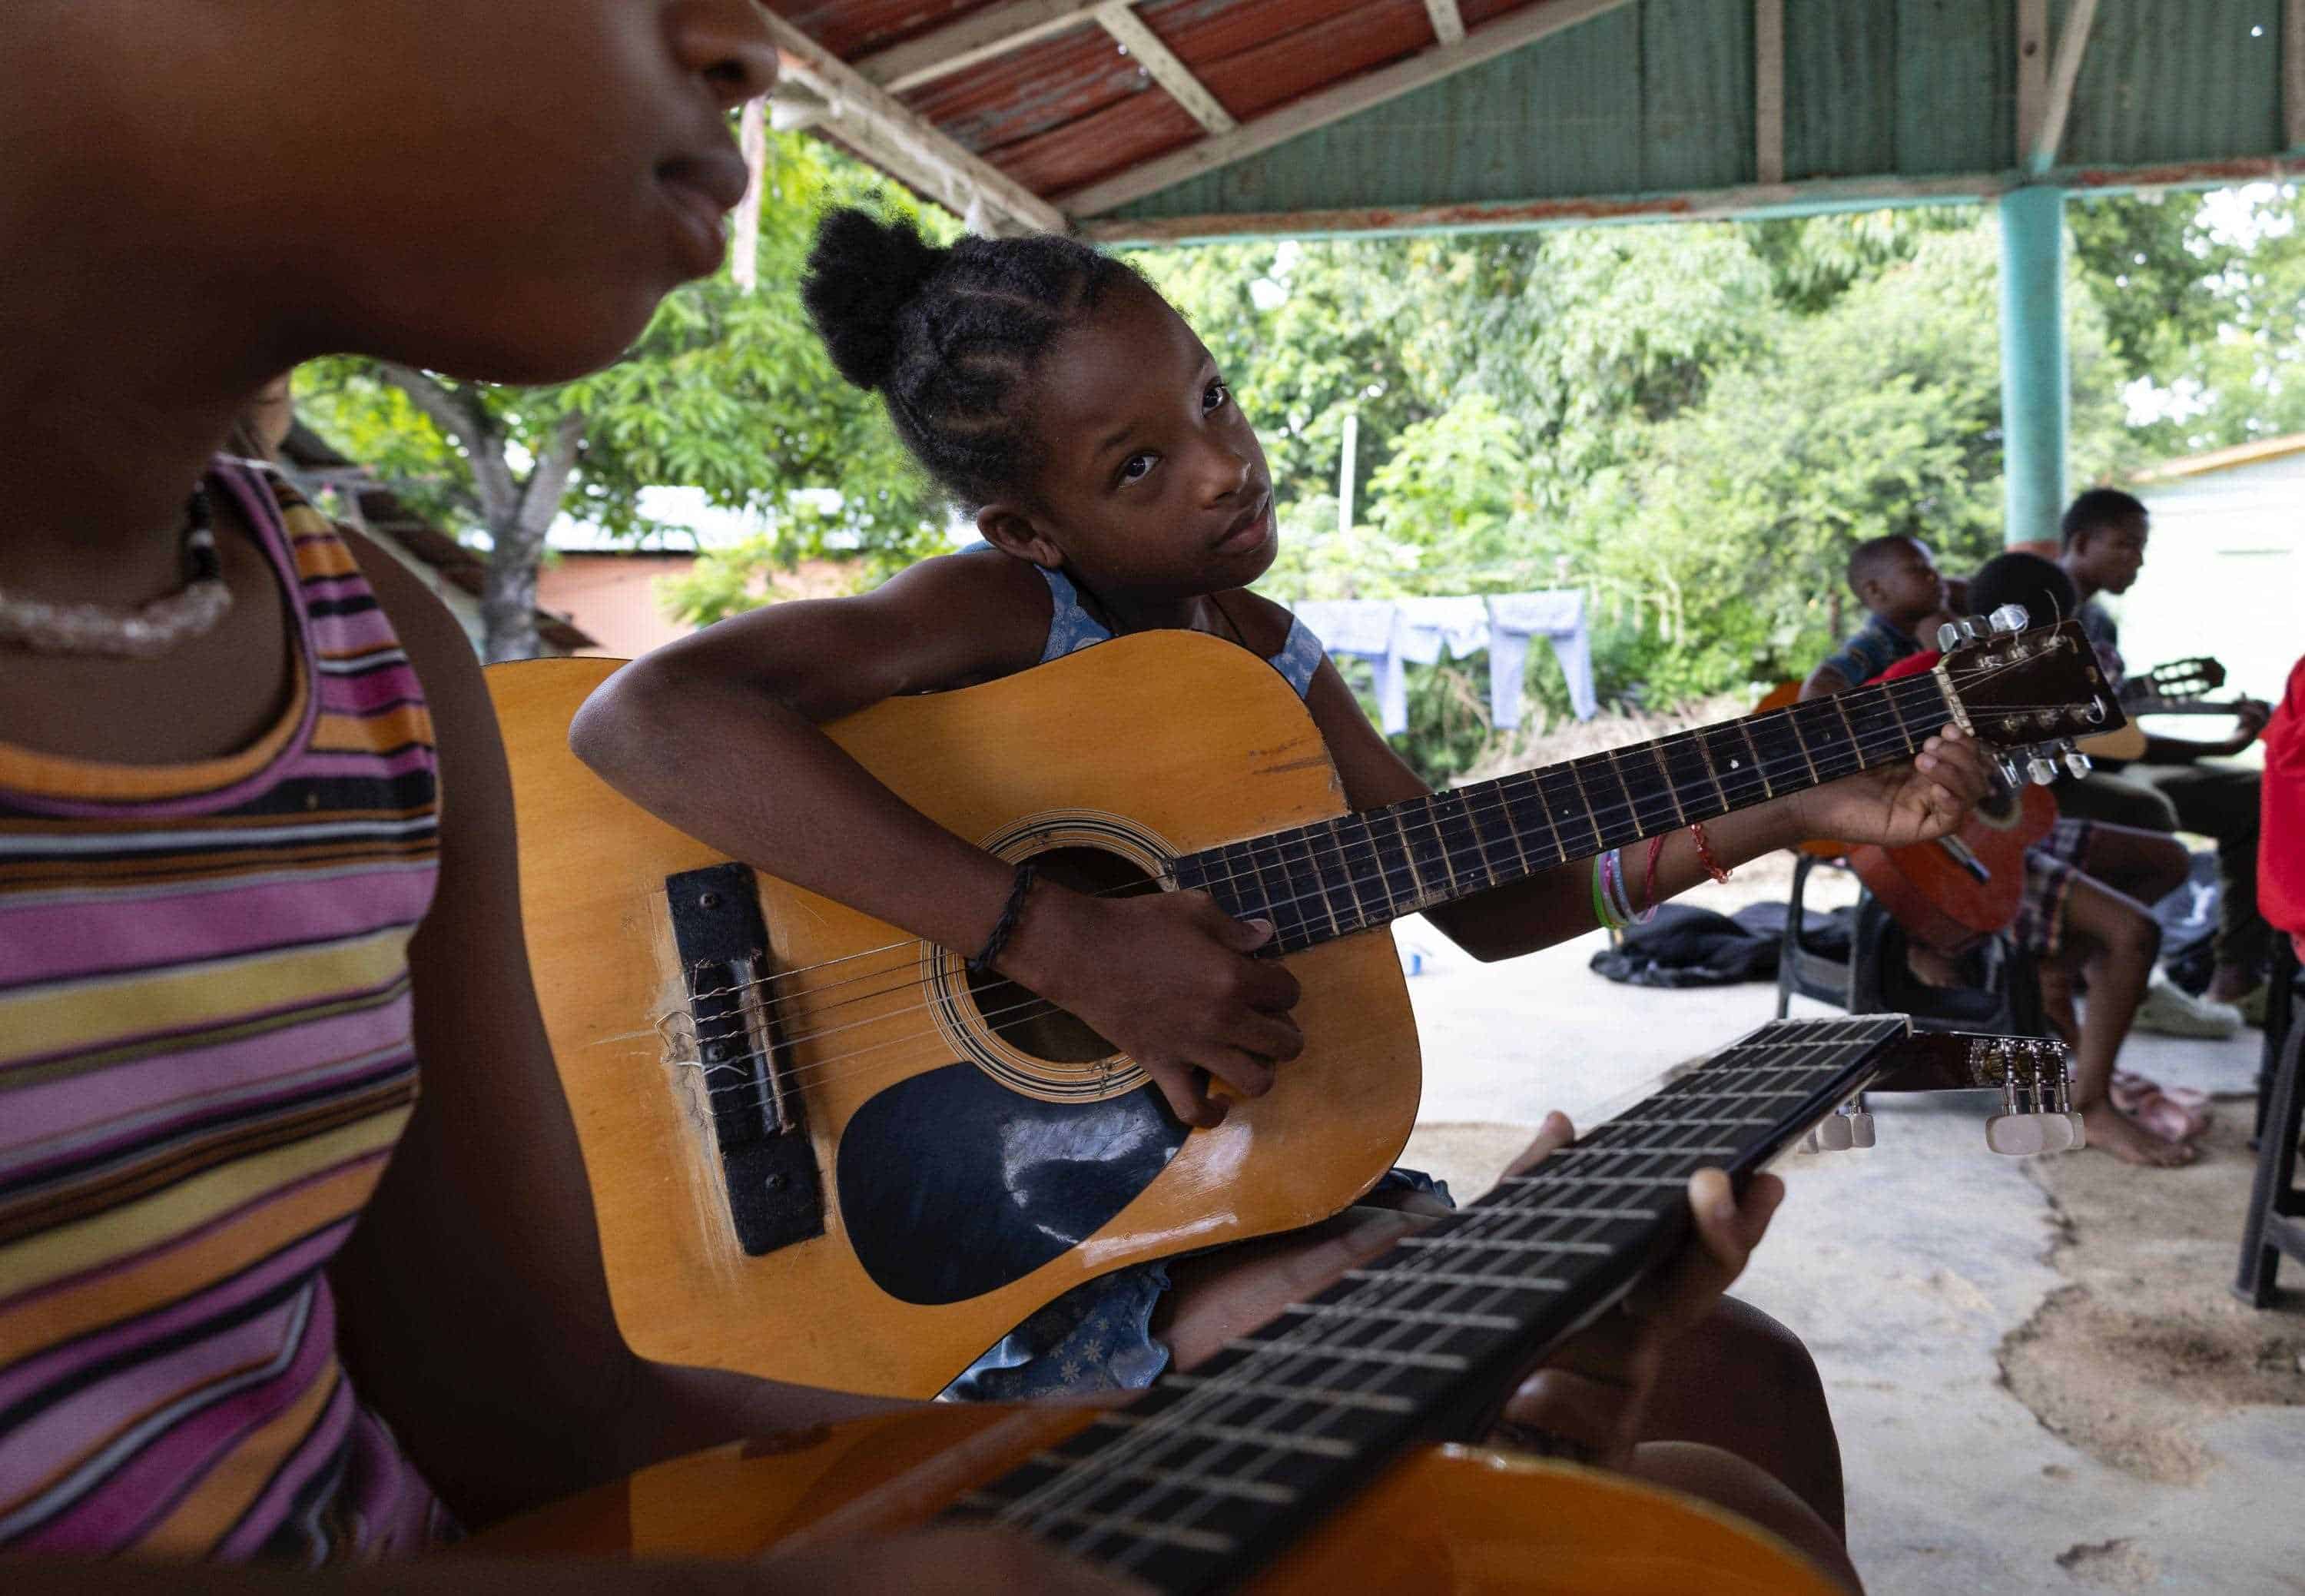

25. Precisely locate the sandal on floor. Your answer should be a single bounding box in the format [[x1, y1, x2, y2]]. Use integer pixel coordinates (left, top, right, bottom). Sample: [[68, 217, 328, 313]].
[[2110, 1070, 2213, 1143]]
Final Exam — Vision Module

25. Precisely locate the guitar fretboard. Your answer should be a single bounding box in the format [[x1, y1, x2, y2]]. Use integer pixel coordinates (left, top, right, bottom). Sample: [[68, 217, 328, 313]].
[[1171, 675, 1953, 951], [947, 1014, 1912, 1593]]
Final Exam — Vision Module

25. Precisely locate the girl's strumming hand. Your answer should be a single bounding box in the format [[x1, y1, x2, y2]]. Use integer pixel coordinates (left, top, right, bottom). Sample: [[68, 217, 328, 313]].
[[998, 886, 1304, 1126]]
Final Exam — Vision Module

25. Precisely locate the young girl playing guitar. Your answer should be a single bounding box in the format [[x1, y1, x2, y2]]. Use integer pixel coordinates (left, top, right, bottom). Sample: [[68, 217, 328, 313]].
[[572, 210, 1997, 1586]]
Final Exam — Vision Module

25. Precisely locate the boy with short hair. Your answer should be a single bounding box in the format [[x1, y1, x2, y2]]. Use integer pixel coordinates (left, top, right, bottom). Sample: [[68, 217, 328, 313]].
[[2057, 489, 2273, 1020], [1799, 536, 1950, 701]]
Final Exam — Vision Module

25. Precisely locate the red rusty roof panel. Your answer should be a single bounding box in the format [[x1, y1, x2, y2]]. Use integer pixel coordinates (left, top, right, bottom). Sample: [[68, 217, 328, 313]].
[[765, 1, 1008, 61], [987, 88, 1209, 195], [1458, 0, 1537, 26], [900, 22, 1137, 153], [896, 0, 1456, 197], [1157, 0, 1438, 122]]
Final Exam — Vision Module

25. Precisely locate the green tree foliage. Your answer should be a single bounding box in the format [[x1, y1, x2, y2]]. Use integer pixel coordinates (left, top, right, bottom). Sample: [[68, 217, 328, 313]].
[[298, 130, 950, 659], [1135, 203, 2202, 784], [2071, 184, 2305, 455]]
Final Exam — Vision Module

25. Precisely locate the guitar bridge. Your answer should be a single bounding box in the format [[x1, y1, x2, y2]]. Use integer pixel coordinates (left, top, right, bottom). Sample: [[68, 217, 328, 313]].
[[665, 863, 825, 1256]]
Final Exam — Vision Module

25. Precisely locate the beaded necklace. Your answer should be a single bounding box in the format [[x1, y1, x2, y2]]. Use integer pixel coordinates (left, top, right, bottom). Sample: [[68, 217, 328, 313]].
[[0, 485, 231, 658]]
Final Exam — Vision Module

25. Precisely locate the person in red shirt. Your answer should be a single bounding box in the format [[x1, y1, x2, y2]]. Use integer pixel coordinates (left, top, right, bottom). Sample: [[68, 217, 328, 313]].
[[2260, 655, 2305, 960]]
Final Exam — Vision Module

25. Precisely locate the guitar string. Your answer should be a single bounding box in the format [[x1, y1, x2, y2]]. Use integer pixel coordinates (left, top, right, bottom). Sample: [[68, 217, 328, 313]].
[[665, 662, 2002, 1017], [665, 667, 1994, 1051], [1091, 1065, 1826, 1574], [670, 663, 2005, 1011], [665, 700, 2066, 1125], [662, 691, 2068, 1101], [974, 1029, 1897, 1551], [997, 1032, 1891, 1562], [981, 1035, 1856, 1560], [1001, 1026, 1939, 1555], [665, 652, 2076, 1037]]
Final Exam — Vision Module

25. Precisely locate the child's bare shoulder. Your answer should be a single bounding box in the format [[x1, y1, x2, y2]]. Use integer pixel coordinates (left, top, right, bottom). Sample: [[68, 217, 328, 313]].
[[1217, 589, 1301, 655], [696, 545, 1056, 701]]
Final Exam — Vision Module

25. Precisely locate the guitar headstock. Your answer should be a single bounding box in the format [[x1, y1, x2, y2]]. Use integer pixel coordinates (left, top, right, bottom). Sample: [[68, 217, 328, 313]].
[[1796, 1029, 2084, 1158], [1933, 612, 2125, 755], [2135, 654, 2227, 703]]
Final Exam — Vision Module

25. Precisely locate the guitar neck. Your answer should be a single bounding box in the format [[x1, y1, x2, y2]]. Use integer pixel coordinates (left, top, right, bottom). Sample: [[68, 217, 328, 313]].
[[2121, 697, 2242, 717], [947, 1015, 1917, 1593], [1173, 672, 1956, 951]]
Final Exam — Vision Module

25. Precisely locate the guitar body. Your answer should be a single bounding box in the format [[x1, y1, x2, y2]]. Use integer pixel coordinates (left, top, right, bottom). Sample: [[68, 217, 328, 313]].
[[1847, 782, 2058, 955], [473, 1408, 1843, 1595], [489, 635, 1420, 1399]]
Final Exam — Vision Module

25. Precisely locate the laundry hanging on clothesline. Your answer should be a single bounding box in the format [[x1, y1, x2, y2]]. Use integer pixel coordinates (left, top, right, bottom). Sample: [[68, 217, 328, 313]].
[[1291, 592, 1597, 736]]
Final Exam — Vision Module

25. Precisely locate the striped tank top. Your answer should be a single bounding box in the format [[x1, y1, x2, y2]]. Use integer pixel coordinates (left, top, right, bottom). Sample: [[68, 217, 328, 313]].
[[0, 466, 449, 1560]]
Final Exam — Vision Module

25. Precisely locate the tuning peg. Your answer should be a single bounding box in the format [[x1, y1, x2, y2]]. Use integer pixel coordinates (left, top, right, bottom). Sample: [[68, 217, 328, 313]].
[[1798, 1130, 1821, 1155], [1988, 603, 2030, 635], [1814, 1115, 1853, 1152], [1986, 1113, 2062, 1155], [1936, 621, 1963, 652], [1995, 755, 2025, 789], [2027, 754, 2060, 785], [1842, 1099, 1876, 1147], [2063, 748, 2091, 778]]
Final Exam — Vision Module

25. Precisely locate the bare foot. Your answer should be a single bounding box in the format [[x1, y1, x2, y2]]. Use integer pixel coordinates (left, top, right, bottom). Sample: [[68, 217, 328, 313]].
[[2078, 1100, 2199, 1168]]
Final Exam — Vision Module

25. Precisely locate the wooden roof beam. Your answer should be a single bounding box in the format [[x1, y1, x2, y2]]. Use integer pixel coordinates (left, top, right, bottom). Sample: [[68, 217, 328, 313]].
[[1075, 154, 2305, 245], [1753, 0, 1784, 185], [1059, 0, 1640, 218], [2287, 0, 2304, 152], [2015, 0, 2049, 166], [2028, 0, 2101, 174], [853, 0, 1106, 95], [764, 11, 1066, 236], [1423, 0, 1468, 48], [1093, 3, 1237, 135]]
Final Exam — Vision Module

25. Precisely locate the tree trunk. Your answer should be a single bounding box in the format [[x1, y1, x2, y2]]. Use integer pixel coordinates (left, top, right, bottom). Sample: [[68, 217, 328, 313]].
[[380, 364, 585, 664], [480, 410, 587, 664]]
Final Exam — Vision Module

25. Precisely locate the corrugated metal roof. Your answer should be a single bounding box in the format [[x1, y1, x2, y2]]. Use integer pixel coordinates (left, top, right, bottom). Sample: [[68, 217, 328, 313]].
[[765, 0, 2303, 241]]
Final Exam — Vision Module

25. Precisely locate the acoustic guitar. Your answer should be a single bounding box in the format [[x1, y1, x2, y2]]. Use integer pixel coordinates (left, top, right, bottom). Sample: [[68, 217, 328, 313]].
[[2076, 655, 2240, 761], [476, 1018, 2077, 1594], [1846, 780, 2057, 956], [488, 618, 2118, 1397]]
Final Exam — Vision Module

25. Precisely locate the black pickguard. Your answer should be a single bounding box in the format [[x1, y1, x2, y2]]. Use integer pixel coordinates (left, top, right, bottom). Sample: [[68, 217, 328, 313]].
[[837, 1063, 1189, 1306]]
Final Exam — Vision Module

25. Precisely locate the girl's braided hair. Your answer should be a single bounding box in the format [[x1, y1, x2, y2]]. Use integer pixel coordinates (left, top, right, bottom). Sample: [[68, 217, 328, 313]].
[[801, 207, 1139, 511]]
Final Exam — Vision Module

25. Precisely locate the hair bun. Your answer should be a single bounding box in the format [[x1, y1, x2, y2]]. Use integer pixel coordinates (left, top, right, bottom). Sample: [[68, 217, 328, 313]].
[[802, 208, 946, 392]]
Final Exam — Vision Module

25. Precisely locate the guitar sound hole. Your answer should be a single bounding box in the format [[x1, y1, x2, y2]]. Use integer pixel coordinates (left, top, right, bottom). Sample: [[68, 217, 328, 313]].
[[963, 845, 1158, 1064]]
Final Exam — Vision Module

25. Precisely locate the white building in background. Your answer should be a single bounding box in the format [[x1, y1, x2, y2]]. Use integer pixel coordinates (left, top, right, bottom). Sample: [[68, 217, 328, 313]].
[[2121, 433, 2305, 711]]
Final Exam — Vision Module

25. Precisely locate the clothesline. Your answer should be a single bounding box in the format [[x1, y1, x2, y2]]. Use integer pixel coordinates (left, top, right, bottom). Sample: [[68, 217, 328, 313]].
[[1292, 592, 1597, 735]]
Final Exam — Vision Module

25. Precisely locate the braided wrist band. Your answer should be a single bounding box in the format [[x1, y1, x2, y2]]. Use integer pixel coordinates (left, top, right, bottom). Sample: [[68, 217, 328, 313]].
[[967, 861, 1039, 977]]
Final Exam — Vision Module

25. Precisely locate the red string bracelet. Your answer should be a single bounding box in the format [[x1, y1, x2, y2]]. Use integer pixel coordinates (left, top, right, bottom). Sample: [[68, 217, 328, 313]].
[[1690, 821, 1732, 884], [1641, 833, 1667, 914]]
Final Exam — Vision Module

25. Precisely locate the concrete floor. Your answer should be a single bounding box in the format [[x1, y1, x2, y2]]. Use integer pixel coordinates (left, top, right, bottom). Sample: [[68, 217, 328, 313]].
[[1391, 916, 2295, 1595]]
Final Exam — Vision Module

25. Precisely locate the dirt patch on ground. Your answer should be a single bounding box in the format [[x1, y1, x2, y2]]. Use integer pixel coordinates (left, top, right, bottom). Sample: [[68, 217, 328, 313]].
[[2054, 1537, 2159, 1592], [1998, 1113, 2305, 1485]]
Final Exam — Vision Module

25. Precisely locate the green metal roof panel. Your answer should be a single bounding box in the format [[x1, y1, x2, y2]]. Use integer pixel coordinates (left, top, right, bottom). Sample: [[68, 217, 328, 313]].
[[1640, 0, 1756, 191], [1787, 0, 1902, 179], [1096, 0, 2297, 234], [2061, 0, 2285, 167], [1889, 0, 2015, 177]]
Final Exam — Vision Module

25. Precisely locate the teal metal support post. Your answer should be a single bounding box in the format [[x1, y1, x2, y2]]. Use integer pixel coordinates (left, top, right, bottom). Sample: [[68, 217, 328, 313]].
[[1998, 185, 2068, 546]]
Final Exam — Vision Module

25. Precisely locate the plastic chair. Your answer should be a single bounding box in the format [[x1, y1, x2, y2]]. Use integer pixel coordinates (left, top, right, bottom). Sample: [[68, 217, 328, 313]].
[[1776, 852, 2048, 1037]]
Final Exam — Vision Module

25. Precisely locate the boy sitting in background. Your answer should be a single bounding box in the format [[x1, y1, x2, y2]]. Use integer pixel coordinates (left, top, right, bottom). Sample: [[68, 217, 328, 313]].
[[1799, 535, 1948, 701]]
